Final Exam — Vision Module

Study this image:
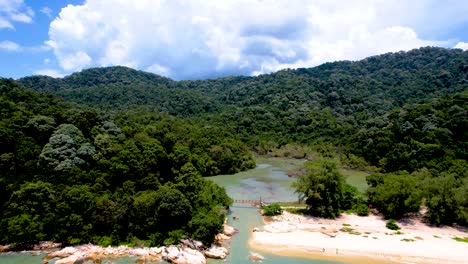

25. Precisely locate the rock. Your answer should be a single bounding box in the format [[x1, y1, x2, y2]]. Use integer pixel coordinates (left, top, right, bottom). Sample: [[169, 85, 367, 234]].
[[223, 224, 237, 236], [204, 246, 228, 259], [163, 246, 206, 264], [181, 247, 206, 264], [0, 245, 11, 252], [34, 241, 62, 250], [180, 239, 203, 249], [54, 254, 84, 264], [215, 233, 231, 242], [44, 247, 78, 260], [249, 253, 264, 261], [252, 227, 260, 232]]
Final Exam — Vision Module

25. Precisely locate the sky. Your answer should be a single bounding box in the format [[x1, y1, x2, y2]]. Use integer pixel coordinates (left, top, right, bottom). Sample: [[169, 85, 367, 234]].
[[1, 0, 468, 80]]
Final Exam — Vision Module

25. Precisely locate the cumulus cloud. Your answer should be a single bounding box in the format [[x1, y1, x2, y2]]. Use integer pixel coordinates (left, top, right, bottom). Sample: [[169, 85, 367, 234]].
[[40, 7, 53, 18], [0, 0, 34, 29], [33, 68, 65, 78], [46, 0, 466, 79], [0, 40, 21, 51], [454, 42, 468, 51]]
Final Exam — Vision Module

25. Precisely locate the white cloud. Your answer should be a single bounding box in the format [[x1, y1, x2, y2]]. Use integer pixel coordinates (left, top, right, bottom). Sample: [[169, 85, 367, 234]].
[[33, 69, 65, 78], [46, 0, 468, 79], [0, 40, 21, 51], [146, 64, 171, 76], [0, 0, 34, 29], [40, 7, 52, 18], [58, 51, 92, 71], [454, 42, 468, 51]]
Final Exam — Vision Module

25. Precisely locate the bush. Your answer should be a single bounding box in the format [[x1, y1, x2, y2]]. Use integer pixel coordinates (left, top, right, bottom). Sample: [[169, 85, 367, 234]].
[[355, 203, 370, 216], [386, 219, 400, 230], [262, 204, 283, 216]]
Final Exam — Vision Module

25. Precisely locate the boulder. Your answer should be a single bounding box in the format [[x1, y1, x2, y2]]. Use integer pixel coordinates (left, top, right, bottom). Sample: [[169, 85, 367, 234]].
[[163, 246, 206, 264], [223, 224, 237, 236], [34, 241, 62, 250], [204, 246, 228, 259], [215, 233, 231, 242], [54, 254, 84, 264], [249, 253, 264, 261], [44, 247, 78, 260], [180, 239, 203, 249], [0, 245, 11, 252]]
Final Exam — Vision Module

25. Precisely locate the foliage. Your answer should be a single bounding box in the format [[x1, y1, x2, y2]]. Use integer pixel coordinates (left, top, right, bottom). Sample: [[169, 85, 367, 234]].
[[367, 172, 422, 219], [452, 237, 468, 243], [0, 79, 248, 246], [1, 46, 468, 247], [354, 203, 371, 216], [293, 158, 345, 218], [262, 204, 283, 216], [386, 219, 401, 230]]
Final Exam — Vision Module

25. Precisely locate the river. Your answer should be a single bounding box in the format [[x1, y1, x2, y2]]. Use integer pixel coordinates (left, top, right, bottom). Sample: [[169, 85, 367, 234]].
[[207, 158, 343, 264], [0, 158, 343, 264]]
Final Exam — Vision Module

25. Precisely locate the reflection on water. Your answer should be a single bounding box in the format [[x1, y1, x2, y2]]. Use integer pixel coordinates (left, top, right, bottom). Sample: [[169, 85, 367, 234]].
[[207, 163, 299, 202]]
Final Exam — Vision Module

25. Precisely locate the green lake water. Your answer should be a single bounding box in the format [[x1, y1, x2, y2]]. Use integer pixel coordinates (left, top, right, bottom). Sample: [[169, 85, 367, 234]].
[[207, 161, 343, 264], [0, 161, 343, 264]]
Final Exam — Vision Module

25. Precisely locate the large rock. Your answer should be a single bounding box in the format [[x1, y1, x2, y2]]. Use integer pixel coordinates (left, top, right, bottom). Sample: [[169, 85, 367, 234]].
[[204, 246, 228, 259], [180, 239, 203, 249], [44, 247, 78, 260], [223, 224, 237, 236], [0, 245, 11, 252], [163, 246, 206, 264], [215, 233, 231, 242], [34, 241, 62, 250], [249, 253, 265, 261], [54, 254, 84, 264]]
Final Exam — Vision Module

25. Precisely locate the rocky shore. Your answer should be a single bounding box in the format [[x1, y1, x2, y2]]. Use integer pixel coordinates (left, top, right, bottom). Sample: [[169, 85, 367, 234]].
[[1, 224, 237, 264]]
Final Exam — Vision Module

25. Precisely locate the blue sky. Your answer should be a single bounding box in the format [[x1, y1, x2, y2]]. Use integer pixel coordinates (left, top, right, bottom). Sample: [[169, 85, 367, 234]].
[[1, 0, 468, 80]]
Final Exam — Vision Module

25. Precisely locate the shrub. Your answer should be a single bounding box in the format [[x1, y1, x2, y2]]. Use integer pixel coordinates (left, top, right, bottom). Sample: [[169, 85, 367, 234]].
[[262, 203, 283, 216], [355, 203, 370, 216], [386, 219, 400, 230]]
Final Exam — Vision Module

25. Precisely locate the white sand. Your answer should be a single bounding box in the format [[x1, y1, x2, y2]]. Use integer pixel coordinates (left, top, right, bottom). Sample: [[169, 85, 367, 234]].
[[249, 211, 468, 263]]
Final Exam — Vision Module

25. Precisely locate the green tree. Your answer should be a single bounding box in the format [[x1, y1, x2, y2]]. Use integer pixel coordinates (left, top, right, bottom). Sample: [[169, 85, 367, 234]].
[[368, 173, 422, 219], [2, 181, 58, 243], [293, 158, 344, 218]]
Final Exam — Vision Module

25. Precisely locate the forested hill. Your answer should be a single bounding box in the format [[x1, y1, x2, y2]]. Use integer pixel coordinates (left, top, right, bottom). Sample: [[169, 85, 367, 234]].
[[1, 46, 468, 245], [19, 66, 216, 116], [0, 78, 254, 246], [19, 47, 468, 119], [16, 47, 468, 171]]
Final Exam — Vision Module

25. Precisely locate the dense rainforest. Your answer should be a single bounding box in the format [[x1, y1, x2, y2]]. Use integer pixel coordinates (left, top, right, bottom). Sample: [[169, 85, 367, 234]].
[[1, 47, 467, 247], [0, 78, 254, 247]]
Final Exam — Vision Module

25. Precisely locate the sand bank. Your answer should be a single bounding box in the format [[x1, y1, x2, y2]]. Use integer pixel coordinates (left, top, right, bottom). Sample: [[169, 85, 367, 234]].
[[249, 211, 468, 263]]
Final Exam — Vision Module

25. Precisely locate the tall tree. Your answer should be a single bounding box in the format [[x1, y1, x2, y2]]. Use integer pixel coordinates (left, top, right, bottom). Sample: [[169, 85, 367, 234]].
[[293, 158, 344, 218]]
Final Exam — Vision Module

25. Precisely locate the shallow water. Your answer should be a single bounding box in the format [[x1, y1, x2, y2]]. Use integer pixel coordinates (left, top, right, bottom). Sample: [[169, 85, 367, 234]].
[[0, 162, 343, 264], [207, 162, 344, 264]]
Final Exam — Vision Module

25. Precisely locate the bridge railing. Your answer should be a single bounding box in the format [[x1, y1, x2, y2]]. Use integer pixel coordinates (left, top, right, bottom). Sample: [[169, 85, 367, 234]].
[[232, 199, 303, 205]]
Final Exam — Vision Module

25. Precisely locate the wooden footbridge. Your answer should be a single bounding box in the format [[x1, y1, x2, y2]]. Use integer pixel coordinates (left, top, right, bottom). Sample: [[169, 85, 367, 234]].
[[231, 197, 302, 207]]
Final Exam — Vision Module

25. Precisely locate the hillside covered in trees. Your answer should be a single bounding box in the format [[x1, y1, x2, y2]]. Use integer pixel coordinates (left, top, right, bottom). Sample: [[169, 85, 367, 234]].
[[1, 47, 467, 246], [0, 78, 254, 247]]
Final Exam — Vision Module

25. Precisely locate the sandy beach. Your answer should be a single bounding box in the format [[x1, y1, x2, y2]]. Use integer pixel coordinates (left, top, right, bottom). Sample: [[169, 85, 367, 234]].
[[249, 211, 468, 264]]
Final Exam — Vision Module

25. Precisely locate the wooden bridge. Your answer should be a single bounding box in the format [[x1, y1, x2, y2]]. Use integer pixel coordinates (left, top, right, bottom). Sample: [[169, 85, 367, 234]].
[[232, 198, 303, 206]]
